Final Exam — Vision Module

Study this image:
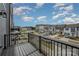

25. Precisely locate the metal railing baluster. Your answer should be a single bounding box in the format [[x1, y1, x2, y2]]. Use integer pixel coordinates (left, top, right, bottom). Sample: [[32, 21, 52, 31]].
[[57, 42, 58, 56], [39, 36, 41, 53], [65, 45, 67, 56], [54, 41, 55, 56], [51, 40, 52, 56], [61, 43, 62, 56], [46, 40, 47, 56], [71, 47, 73, 56], [78, 49, 79, 56]]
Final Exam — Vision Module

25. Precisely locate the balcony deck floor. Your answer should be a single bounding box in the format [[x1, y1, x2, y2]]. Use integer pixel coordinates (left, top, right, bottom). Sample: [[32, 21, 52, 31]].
[[1, 43, 43, 56]]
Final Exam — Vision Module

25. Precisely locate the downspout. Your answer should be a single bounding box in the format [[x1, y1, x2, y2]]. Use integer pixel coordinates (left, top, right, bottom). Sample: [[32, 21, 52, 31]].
[[8, 3, 11, 47]]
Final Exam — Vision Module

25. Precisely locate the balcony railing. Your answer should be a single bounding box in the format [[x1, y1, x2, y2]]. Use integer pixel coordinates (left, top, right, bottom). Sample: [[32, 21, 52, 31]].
[[4, 33, 28, 48], [28, 33, 79, 56], [4, 33, 79, 56]]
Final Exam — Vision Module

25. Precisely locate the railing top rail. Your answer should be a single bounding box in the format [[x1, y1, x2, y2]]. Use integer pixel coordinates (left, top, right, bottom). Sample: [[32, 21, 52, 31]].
[[4, 32, 28, 35], [29, 33, 79, 49], [4, 33, 79, 49]]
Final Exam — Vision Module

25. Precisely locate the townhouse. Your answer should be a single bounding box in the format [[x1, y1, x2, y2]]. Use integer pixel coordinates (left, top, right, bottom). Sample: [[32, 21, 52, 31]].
[[0, 4, 7, 48], [0, 3, 13, 49], [22, 26, 35, 31], [63, 23, 79, 38], [21, 26, 35, 33], [55, 24, 66, 35], [35, 24, 56, 36]]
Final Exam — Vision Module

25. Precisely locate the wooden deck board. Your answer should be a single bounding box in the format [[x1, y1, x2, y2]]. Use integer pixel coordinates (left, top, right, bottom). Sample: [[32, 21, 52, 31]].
[[15, 46, 21, 56], [18, 45, 24, 56], [1, 43, 43, 56], [22, 43, 36, 55], [14, 46, 19, 56], [19, 45, 26, 56], [21, 45, 28, 55]]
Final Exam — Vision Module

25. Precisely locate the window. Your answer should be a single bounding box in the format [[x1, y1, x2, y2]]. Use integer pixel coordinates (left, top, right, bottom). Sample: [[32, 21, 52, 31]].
[[64, 33, 70, 37], [77, 27, 79, 31], [71, 27, 75, 32], [72, 32, 75, 37], [65, 28, 69, 30]]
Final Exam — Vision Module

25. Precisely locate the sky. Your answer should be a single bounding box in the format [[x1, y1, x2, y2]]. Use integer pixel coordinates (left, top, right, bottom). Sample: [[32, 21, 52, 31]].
[[13, 3, 79, 27]]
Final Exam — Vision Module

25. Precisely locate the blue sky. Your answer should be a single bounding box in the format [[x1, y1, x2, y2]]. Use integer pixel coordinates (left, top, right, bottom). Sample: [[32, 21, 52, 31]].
[[13, 3, 79, 27]]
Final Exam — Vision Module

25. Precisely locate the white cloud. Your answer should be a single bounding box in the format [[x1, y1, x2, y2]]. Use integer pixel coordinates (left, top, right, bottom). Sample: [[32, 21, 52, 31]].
[[52, 12, 56, 15], [64, 17, 79, 24], [52, 14, 62, 19], [52, 11, 68, 19], [59, 5, 73, 11], [54, 3, 73, 11], [35, 3, 44, 8], [36, 16, 47, 23], [70, 13, 77, 17], [54, 3, 66, 7], [22, 16, 34, 22], [53, 14, 63, 19], [37, 16, 47, 20], [53, 3, 79, 24], [64, 17, 74, 24], [64, 5, 73, 11], [13, 6, 32, 15], [52, 4, 74, 20], [74, 18, 79, 23]]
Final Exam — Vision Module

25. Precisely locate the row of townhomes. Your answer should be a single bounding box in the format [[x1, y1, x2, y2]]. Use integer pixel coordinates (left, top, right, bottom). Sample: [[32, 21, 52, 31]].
[[63, 24, 79, 37], [35, 23, 79, 38], [0, 3, 13, 55], [35, 24, 56, 36], [35, 24, 65, 36], [21, 26, 35, 31]]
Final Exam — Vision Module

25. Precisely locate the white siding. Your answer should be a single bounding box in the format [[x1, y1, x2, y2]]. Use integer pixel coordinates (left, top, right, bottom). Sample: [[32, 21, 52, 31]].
[[64, 27, 79, 37], [0, 3, 5, 11], [0, 3, 7, 47], [63, 28, 71, 37], [0, 17, 6, 47]]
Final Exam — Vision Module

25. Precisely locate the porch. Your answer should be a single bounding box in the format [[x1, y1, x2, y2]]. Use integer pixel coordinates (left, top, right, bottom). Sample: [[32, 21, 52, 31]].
[[1, 43, 43, 56], [1, 33, 79, 56]]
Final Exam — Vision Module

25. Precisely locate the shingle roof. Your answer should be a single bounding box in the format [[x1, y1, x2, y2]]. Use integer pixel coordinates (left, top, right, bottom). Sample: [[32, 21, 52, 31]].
[[65, 23, 79, 28]]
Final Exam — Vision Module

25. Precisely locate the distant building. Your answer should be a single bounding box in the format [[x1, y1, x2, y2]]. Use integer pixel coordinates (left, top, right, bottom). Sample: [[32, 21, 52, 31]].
[[11, 26, 21, 32], [21, 26, 35, 33], [36, 24, 56, 35], [63, 23, 79, 37], [22, 26, 35, 30], [55, 24, 66, 35]]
